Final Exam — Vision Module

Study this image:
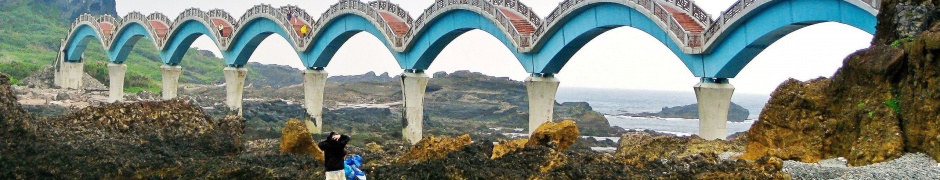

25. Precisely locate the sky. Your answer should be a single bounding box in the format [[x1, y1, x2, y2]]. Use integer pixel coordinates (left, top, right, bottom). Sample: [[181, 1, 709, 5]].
[[115, 0, 873, 94]]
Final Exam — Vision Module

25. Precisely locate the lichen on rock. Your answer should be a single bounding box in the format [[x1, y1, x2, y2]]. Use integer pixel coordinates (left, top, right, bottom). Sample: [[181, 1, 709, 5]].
[[744, 0, 940, 166], [491, 138, 528, 159], [279, 119, 324, 162], [397, 134, 472, 163], [526, 120, 580, 152]]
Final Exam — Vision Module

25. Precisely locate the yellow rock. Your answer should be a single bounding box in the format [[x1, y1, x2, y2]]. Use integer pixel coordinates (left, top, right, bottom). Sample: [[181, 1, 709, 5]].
[[491, 139, 528, 159], [526, 120, 579, 152], [397, 134, 472, 163], [279, 119, 324, 162]]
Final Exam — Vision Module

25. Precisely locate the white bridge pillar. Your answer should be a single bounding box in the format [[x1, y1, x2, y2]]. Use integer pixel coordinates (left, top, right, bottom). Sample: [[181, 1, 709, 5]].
[[55, 61, 84, 90], [161, 65, 182, 100], [223, 67, 248, 115], [400, 71, 429, 145], [303, 69, 328, 134], [107, 63, 127, 103], [694, 78, 735, 140], [525, 75, 560, 134]]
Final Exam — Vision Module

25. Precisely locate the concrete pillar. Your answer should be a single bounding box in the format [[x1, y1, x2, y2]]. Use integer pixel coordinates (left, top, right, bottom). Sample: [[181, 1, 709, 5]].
[[694, 78, 735, 140], [303, 69, 328, 134], [107, 63, 127, 103], [55, 61, 84, 90], [161, 65, 182, 100], [525, 75, 560, 134], [223, 67, 248, 115], [400, 71, 429, 145]]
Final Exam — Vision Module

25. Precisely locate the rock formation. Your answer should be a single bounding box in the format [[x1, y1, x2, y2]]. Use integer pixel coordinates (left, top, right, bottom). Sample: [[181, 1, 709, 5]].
[[280, 119, 325, 162], [396, 134, 472, 163], [743, 0, 940, 166], [622, 102, 751, 121], [526, 120, 580, 152]]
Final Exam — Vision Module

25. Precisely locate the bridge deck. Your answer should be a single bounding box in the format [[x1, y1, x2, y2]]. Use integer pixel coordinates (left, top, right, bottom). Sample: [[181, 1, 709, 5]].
[[498, 8, 535, 34], [379, 12, 409, 37], [98, 22, 114, 37], [148, 20, 168, 39], [660, 4, 704, 33], [210, 18, 233, 37]]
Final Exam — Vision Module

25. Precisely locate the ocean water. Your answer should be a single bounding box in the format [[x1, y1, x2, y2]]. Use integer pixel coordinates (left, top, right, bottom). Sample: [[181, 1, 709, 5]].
[[556, 87, 771, 136]]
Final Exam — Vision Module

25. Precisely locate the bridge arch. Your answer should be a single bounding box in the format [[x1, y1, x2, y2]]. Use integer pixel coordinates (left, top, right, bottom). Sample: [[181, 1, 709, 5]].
[[702, 0, 877, 78], [302, 11, 398, 68], [403, 9, 526, 71], [221, 15, 297, 66], [530, 2, 705, 75], [108, 21, 157, 63], [160, 19, 219, 65], [64, 15, 107, 62]]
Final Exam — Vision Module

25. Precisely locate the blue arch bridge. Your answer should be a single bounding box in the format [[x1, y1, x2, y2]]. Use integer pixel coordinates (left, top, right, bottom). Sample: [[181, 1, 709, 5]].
[[53, 0, 879, 144]]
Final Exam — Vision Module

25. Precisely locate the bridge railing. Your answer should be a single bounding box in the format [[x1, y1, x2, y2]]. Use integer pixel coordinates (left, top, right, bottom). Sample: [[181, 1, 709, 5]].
[[313, 0, 400, 47], [703, 0, 755, 44], [370, 1, 414, 24], [860, 0, 881, 9], [704, 0, 879, 45], [490, 0, 539, 48], [535, 0, 704, 49], [403, 0, 530, 49], [146, 13, 170, 46]]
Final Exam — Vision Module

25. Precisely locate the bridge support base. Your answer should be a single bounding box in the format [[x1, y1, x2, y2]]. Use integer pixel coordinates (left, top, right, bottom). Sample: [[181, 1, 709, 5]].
[[223, 67, 248, 115], [303, 69, 328, 134], [55, 61, 84, 90], [107, 63, 127, 103], [525, 76, 560, 134], [400, 72, 429, 145], [161, 65, 182, 100], [694, 80, 735, 140]]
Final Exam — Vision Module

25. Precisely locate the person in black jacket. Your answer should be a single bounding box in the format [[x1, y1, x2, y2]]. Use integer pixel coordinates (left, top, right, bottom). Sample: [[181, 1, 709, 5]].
[[318, 132, 350, 180]]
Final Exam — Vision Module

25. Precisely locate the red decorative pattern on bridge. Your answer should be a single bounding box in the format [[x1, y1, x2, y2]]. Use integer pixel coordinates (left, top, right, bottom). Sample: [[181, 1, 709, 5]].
[[380, 12, 409, 36], [210, 18, 233, 37], [148, 20, 168, 38], [660, 4, 704, 33], [499, 8, 535, 34], [98, 22, 114, 37]]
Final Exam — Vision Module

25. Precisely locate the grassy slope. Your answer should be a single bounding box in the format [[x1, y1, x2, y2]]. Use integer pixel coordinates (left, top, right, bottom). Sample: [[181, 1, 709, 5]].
[[0, 1, 229, 93]]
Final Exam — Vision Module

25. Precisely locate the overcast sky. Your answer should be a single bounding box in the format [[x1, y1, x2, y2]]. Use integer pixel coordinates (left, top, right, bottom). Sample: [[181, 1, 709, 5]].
[[115, 0, 873, 94]]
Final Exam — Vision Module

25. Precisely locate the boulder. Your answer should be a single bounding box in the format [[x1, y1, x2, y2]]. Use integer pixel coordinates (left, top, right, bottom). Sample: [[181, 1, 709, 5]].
[[526, 120, 579, 152], [279, 119, 324, 162], [397, 134, 472, 163], [55, 92, 70, 101], [740, 78, 830, 162]]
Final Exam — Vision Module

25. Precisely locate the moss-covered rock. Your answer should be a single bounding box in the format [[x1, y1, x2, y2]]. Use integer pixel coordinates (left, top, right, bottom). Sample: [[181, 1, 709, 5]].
[[280, 119, 324, 162], [526, 120, 580, 152], [745, 0, 940, 165], [491, 138, 528, 159], [397, 134, 472, 163]]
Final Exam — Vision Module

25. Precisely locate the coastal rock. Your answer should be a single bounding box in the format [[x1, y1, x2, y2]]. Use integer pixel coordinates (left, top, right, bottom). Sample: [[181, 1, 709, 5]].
[[623, 102, 751, 121], [491, 138, 528, 159], [741, 78, 830, 162], [526, 120, 579, 152], [554, 102, 613, 136], [745, 0, 940, 166], [397, 134, 472, 163], [280, 119, 324, 161], [616, 132, 744, 164]]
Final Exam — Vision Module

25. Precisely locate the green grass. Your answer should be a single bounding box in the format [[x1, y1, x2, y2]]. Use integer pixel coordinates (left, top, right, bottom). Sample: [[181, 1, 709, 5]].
[[0, 1, 227, 93]]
